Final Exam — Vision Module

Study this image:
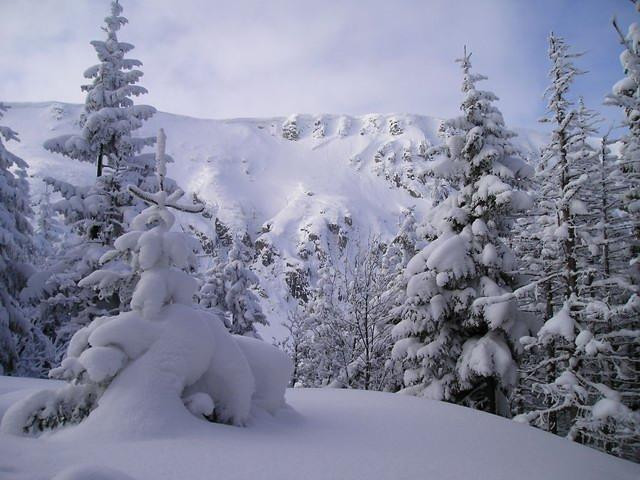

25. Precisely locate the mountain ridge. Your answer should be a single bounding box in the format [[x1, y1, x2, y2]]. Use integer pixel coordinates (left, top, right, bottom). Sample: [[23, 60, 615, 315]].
[[2, 101, 545, 340]]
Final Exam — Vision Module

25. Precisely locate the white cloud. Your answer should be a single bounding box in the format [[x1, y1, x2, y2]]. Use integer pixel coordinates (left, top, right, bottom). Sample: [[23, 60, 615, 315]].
[[0, 0, 634, 129]]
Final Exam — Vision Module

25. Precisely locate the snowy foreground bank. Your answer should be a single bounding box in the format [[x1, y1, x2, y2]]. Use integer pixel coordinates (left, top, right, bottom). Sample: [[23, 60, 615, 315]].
[[0, 377, 637, 480]]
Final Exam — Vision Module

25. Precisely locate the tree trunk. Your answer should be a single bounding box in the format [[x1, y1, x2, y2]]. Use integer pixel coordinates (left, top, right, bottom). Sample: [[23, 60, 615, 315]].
[[97, 145, 104, 177]]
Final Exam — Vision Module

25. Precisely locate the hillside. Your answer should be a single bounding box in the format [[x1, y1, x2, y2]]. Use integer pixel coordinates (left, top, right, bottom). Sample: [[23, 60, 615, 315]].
[[3, 102, 544, 340], [0, 376, 637, 480]]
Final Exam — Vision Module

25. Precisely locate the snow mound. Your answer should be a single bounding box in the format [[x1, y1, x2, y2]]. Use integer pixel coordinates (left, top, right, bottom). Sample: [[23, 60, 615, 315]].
[[0, 379, 637, 480]]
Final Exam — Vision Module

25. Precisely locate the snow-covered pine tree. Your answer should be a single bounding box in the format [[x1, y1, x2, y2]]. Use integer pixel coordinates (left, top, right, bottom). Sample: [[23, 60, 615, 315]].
[[27, 0, 158, 350], [513, 32, 592, 436], [32, 185, 62, 260], [223, 237, 268, 337], [43, 0, 156, 245], [382, 209, 421, 390], [0, 103, 33, 375], [514, 33, 640, 462], [16, 184, 62, 378], [604, 10, 640, 437], [282, 115, 300, 141], [1, 130, 292, 436], [608, 4, 640, 280], [199, 233, 268, 337], [44, 0, 155, 181], [391, 48, 533, 415], [199, 253, 228, 320]]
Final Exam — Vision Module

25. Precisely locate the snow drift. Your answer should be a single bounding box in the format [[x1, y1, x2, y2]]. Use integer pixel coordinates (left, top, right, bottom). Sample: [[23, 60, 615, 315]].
[[0, 377, 637, 480]]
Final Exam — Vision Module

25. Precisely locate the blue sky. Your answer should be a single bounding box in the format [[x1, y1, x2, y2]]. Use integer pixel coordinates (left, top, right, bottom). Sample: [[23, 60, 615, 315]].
[[0, 0, 635, 131]]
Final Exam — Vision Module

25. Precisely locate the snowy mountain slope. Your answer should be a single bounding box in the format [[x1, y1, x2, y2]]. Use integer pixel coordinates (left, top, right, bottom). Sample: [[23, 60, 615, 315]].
[[3, 102, 544, 340], [0, 376, 636, 480]]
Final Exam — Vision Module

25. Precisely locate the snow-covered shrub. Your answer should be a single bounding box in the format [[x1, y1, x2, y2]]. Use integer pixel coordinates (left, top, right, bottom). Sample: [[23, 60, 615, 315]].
[[292, 232, 415, 392], [312, 116, 326, 139], [388, 117, 403, 136], [360, 114, 381, 136], [282, 115, 300, 141], [337, 116, 351, 137], [1, 130, 292, 437]]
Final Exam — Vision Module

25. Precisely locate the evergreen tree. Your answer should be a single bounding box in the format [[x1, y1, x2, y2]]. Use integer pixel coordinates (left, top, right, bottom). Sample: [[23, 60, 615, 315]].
[[32, 185, 62, 259], [0, 103, 33, 374], [200, 234, 268, 337], [392, 48, 532, 415], [27, 0, 158, 351], [382, 209, 420, 390], [514, 33, 640, 462], [608, 4, 640, 279], [514, 32, 594, 435], [44, 0, 155, 180], [223, 238, 268, 337]]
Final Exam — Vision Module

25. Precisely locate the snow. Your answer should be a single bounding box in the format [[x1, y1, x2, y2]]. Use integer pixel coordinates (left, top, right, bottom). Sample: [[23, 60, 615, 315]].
[[425, 233, 475, 281], [457, 332, 517, 389], [592, 397, 632, 421], [77, 346, 127, 383], [235, 335, 293, 413], [0, 376, 637, 480], [537, 303, 576, 343]]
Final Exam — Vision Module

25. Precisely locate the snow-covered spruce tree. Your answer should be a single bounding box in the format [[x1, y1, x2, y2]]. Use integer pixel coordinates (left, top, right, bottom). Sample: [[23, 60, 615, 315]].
[[16, 186, 61, 378], [382, 209, 421, 390], [282, 115, 300, 141], [514, 34, 640, 462], [0, 103, 34, 375], [27, 0, 158, 349], [391, 48, 533, 415], [32, 186, 62, 260], [513, 33, 592, 436], [223, 238, 268, 337], [45, 0, 155, 181], [43, 0, 157, 242], [608, 4, 640, 279], [1, 130, 292, 436], [200, 236, 268, 337], [199, 253, 228, 319], [606, 5, 640, 415]]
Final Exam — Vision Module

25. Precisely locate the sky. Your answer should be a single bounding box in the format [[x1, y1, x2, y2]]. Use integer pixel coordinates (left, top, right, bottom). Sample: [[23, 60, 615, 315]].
[[0, 0, 636, 130]]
